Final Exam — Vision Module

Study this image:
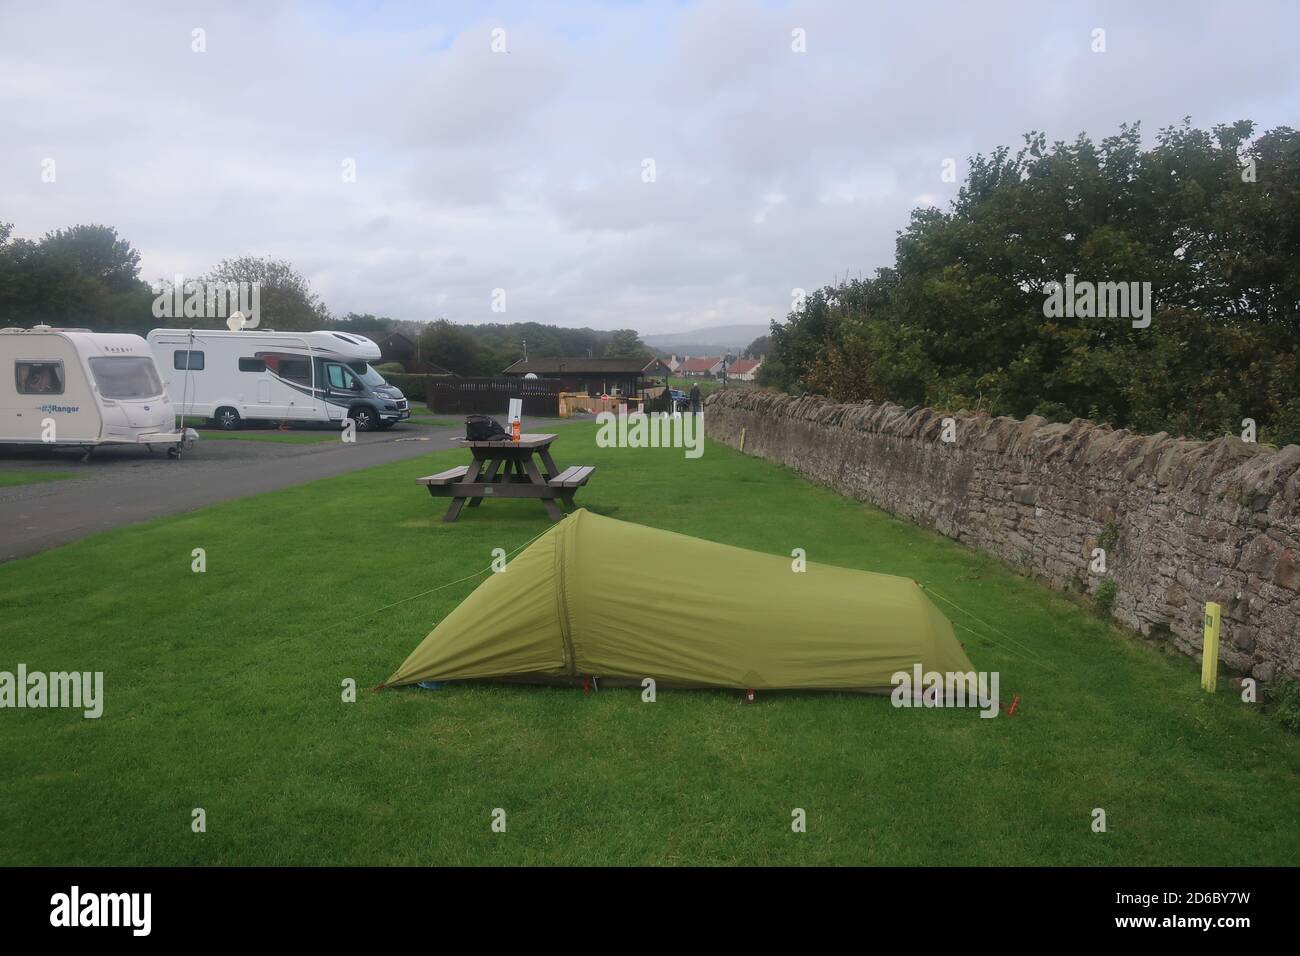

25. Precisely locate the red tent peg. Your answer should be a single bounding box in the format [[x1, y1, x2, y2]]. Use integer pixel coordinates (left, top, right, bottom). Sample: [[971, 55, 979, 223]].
[[582, 675, 590, 696]]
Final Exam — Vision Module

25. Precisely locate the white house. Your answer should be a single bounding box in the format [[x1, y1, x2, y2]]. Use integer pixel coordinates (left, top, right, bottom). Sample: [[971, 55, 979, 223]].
[[677, 355, 725, 378], [727, 357, 764, 381]]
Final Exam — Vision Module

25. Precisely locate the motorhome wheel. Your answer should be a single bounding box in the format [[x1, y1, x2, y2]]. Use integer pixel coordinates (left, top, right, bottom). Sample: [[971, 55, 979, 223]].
[[350, 407, 377, 431], [214, 407, 241, 430]]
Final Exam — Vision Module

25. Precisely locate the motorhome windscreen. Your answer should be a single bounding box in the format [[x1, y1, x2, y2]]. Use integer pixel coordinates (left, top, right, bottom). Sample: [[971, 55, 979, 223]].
[[347, 362, 387, 387], [88, 357, 163, 399]]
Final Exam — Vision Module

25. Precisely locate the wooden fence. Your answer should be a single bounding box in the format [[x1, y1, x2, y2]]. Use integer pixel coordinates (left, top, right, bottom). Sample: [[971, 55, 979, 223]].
[[427, 376, 562, 416]]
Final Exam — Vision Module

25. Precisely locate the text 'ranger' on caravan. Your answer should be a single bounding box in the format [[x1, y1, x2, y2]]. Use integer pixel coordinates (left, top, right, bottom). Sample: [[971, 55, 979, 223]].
[[147, 328, 410, 431]]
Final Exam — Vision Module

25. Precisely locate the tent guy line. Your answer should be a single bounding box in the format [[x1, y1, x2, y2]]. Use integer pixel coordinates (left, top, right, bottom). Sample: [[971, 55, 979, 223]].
[[920, 584, 1059, 673], [307, 521, 562, 647]]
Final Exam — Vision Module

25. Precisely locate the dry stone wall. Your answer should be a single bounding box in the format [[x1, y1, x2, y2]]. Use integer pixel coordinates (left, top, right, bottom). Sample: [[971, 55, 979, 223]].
[[704, 388, 1300, 681]]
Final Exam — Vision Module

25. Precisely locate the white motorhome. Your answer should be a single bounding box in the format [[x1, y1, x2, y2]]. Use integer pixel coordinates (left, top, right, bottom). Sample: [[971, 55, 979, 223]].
[[0, 326, 194, 457], [147, 328, 410, 431]]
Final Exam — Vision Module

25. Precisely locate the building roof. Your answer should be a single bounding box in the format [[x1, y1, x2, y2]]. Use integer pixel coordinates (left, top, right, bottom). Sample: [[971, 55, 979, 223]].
[[728, 357, 762, 375], [502, 357, 648, 375], [678, 356, 724, 373]]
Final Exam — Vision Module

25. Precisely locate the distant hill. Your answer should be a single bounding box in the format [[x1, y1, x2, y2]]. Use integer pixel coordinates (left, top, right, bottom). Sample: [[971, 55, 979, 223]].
[[641, 324, 768, 355]]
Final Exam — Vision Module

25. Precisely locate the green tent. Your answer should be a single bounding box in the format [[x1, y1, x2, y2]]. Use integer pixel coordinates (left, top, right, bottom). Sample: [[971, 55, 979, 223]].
[[384, 509, 973, 691]]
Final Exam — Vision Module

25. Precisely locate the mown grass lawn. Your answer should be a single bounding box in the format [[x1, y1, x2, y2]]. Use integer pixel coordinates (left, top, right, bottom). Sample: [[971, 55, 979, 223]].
[[0, 470, 79, 487], [192, 429, 338, 444], [666, 376, 746, 397], [178, 417, 338, 444], [183, 418, 452, 442], [1, 422, 1298, 866]]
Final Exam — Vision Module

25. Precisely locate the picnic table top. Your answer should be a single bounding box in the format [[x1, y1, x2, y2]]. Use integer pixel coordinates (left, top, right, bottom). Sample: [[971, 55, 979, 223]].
[[453, 433, 558, 449]]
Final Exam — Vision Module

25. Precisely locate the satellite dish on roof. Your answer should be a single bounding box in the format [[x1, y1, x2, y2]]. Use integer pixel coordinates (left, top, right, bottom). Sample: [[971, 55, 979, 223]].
[[226, 311, 246, 332], [524, 372, 538, 380]]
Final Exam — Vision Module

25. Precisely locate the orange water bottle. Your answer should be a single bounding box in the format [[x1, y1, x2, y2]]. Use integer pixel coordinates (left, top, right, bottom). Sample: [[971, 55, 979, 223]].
[[508, 398, 522, 442]]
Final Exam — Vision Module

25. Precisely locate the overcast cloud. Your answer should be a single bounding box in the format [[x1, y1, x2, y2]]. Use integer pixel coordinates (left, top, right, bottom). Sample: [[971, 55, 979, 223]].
[[2, 0, 1298, 334]]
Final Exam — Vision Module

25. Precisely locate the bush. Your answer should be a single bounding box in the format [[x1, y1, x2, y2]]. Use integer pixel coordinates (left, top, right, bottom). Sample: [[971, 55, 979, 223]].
[[1094, 578, 1117, 617], [378, 371, 429, 402], [1097, 520, 1120, 553], [766, 121, 1300, 444], [1265, 676, 1300, 734]]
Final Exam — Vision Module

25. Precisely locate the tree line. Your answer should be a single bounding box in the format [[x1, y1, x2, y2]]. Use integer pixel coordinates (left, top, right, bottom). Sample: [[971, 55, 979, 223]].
[[0, 220, 648, 375], [763, 120, 1300, 446], [405, 321, 648, 376], [0, 222, 334, 334]]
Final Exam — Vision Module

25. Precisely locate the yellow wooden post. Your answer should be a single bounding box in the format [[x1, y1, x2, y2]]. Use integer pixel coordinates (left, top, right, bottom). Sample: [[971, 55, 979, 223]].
[[739, 426, 747, 453], [1201, 602, 1221, 692]]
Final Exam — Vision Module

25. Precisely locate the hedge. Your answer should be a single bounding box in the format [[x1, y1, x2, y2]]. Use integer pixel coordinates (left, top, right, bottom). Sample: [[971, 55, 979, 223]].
[[379, 372, 429, 402]]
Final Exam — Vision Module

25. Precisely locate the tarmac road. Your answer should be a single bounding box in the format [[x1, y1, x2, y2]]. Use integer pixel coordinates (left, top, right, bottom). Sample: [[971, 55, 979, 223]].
[[0, 418, 569, 563]]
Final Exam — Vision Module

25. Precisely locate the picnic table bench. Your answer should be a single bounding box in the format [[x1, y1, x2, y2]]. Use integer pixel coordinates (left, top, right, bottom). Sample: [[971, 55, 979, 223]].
[[417, 433, 595, 523]]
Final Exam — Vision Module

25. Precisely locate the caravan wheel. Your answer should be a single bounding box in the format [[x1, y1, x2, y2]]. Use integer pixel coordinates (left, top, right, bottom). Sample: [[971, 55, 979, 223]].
[[214, 407, 241, 430]]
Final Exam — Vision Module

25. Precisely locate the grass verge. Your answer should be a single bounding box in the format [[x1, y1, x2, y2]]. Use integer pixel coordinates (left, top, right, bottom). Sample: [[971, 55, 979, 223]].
[[193, 429, 338, 444], [0, 470, 79, 487]]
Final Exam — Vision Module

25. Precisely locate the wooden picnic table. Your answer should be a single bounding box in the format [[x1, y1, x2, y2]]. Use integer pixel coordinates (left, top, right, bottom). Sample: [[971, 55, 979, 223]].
[[416, 433, 595, 523]]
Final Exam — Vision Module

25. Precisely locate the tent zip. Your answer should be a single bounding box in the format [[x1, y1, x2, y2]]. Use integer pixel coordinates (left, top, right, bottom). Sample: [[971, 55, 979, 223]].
[[553, 519, 577, 674]]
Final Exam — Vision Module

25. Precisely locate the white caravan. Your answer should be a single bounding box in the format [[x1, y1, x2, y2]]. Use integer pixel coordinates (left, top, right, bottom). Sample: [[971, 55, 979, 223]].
[[147, 328, 410, 431], [0, 326, 194, 456]]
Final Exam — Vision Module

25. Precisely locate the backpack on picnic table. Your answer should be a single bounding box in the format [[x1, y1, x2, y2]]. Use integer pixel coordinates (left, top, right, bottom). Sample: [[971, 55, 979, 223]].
[[465, 414, 509, 441]]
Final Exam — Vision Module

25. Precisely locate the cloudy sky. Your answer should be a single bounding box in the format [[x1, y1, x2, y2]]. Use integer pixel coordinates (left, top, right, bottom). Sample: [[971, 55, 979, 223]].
[[3, 0, 1298, 335]]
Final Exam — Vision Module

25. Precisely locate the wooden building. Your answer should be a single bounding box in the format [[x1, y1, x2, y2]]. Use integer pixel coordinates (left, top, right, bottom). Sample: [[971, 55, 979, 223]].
[[501, 357, 648, 398]]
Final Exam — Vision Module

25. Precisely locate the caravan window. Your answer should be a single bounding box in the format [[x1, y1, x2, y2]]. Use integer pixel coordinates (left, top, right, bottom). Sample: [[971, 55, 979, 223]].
[[88, 357, 163, 399], [15, 361, 65, 395], [279, 358, 311, 384], [173, 350, 204, 370], [238, 358, 266, 372]]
